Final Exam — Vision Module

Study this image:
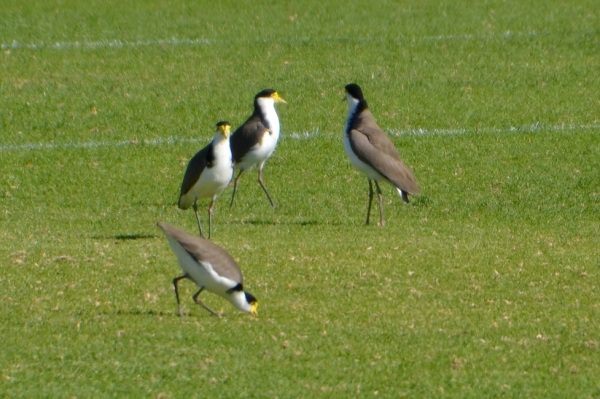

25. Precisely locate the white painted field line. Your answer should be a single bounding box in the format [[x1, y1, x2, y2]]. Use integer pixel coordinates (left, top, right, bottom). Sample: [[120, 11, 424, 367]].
[[1, 122, 598, 153], [1, 37, 215, 51], [0, 136, 209, 152], [0, 30, 561, 52], [389, 122, 600, 136]]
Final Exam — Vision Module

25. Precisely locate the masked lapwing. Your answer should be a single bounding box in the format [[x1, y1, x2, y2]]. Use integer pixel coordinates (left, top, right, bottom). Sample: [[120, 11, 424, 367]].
[[229, 89, 286, 208], [178, 121, 234, 239], [343, 83, 420, 226], [157, 221, 258, 317]]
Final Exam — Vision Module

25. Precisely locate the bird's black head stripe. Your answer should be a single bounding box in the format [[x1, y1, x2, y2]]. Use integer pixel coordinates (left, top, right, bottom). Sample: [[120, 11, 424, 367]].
[[226, 283, 244, 294], [244, 291, 258, 304], [253, 89, 278, 124], [255, 89, 276, 99], [345, 83, 369, 121], [345, 83, 364, 100]]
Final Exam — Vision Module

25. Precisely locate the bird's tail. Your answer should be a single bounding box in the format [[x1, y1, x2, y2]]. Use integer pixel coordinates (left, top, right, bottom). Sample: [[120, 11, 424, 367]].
[[178, 193, 193, 210], [396, 188, 410, 204]]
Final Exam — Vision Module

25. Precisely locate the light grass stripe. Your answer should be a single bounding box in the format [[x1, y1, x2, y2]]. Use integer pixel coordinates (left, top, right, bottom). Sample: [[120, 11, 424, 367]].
[[0, 136, 209, 152], [389, 122, 600, 136], [1, 122, 598, 153], [2, 29, 589, 52], [1, 38, 214, 51]]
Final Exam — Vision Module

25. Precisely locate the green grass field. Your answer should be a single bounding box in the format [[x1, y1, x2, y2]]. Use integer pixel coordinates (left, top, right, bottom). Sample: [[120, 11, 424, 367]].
[[1, 0, 599, 397]]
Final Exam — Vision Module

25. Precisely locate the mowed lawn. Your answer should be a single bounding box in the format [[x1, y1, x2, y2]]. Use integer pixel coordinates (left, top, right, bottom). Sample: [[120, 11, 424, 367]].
[[1, 0, 599, 397]]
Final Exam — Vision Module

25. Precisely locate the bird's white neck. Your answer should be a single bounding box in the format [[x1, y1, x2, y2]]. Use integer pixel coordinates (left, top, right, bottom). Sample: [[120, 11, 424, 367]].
[[256, 97, 280, 135], [228, 290, 253, 312], [211, 131, 232, 162], [345, 94, 361, 134], [212, 131, 230, 147]]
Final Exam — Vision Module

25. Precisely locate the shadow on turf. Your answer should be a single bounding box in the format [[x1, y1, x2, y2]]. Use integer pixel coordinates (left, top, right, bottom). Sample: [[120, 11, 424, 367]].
[[112, 309, 225, 318], [232, 219, 342, 226], [91, 233, 157, 240], [113, 309, 172, 317]]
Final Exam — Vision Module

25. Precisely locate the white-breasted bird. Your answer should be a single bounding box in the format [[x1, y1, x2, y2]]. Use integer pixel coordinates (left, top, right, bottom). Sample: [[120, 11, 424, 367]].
[[229, 89, 286, 208], [178, 121, 234, 239], [343, 83, 420, 226], [157, 221, 258, 317]]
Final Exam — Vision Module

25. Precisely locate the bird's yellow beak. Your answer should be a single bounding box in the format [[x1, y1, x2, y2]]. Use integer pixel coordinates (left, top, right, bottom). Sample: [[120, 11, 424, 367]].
[[272, 92, 287, 104], [220, 124, 231, 138], [250, 302, 258, 315]]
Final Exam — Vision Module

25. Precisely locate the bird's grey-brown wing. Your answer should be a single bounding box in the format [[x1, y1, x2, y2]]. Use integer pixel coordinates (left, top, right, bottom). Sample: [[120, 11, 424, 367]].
[[348, 128, 421, 194], [180, 145, 210, 197], [352, 109, 402, 161], [230, 114, 269, 163], [157, 222, 243, 283]]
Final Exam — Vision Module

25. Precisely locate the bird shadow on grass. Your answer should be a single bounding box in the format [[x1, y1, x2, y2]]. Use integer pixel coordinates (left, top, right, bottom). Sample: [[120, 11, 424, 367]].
[[111, 308, 222, 319], [91, 233, 157, 240], [230, 219, 342, 226], [112, 308, 173, 317]]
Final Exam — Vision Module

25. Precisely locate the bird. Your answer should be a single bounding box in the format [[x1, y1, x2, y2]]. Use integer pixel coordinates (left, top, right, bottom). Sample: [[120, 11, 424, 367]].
[[229, 89, 286, 208], [178, 121, 234, 239], [157, 221, 258, 317], [343, 83, 420, 226]]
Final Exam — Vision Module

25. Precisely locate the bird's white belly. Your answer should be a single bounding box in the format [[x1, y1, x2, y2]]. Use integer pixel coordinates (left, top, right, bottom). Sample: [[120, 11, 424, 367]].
[[175, 254, 234, 296], [190, 162, 233, 198], [188, 260, 236, 294], [343, 134, 383, 180], [237, 130, 279, 170]]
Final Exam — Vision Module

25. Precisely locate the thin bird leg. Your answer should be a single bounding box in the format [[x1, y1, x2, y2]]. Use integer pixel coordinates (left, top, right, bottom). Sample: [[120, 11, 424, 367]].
[[374, 180, 385, 227], [229, 169, 244, 208], [366, 179, 374, 225], [173, 274, 190, 317], [192, 288, 221, 317], [192, 200, 205, 238], [207, 196, 216, 239], [257, 164, 276, 208]]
